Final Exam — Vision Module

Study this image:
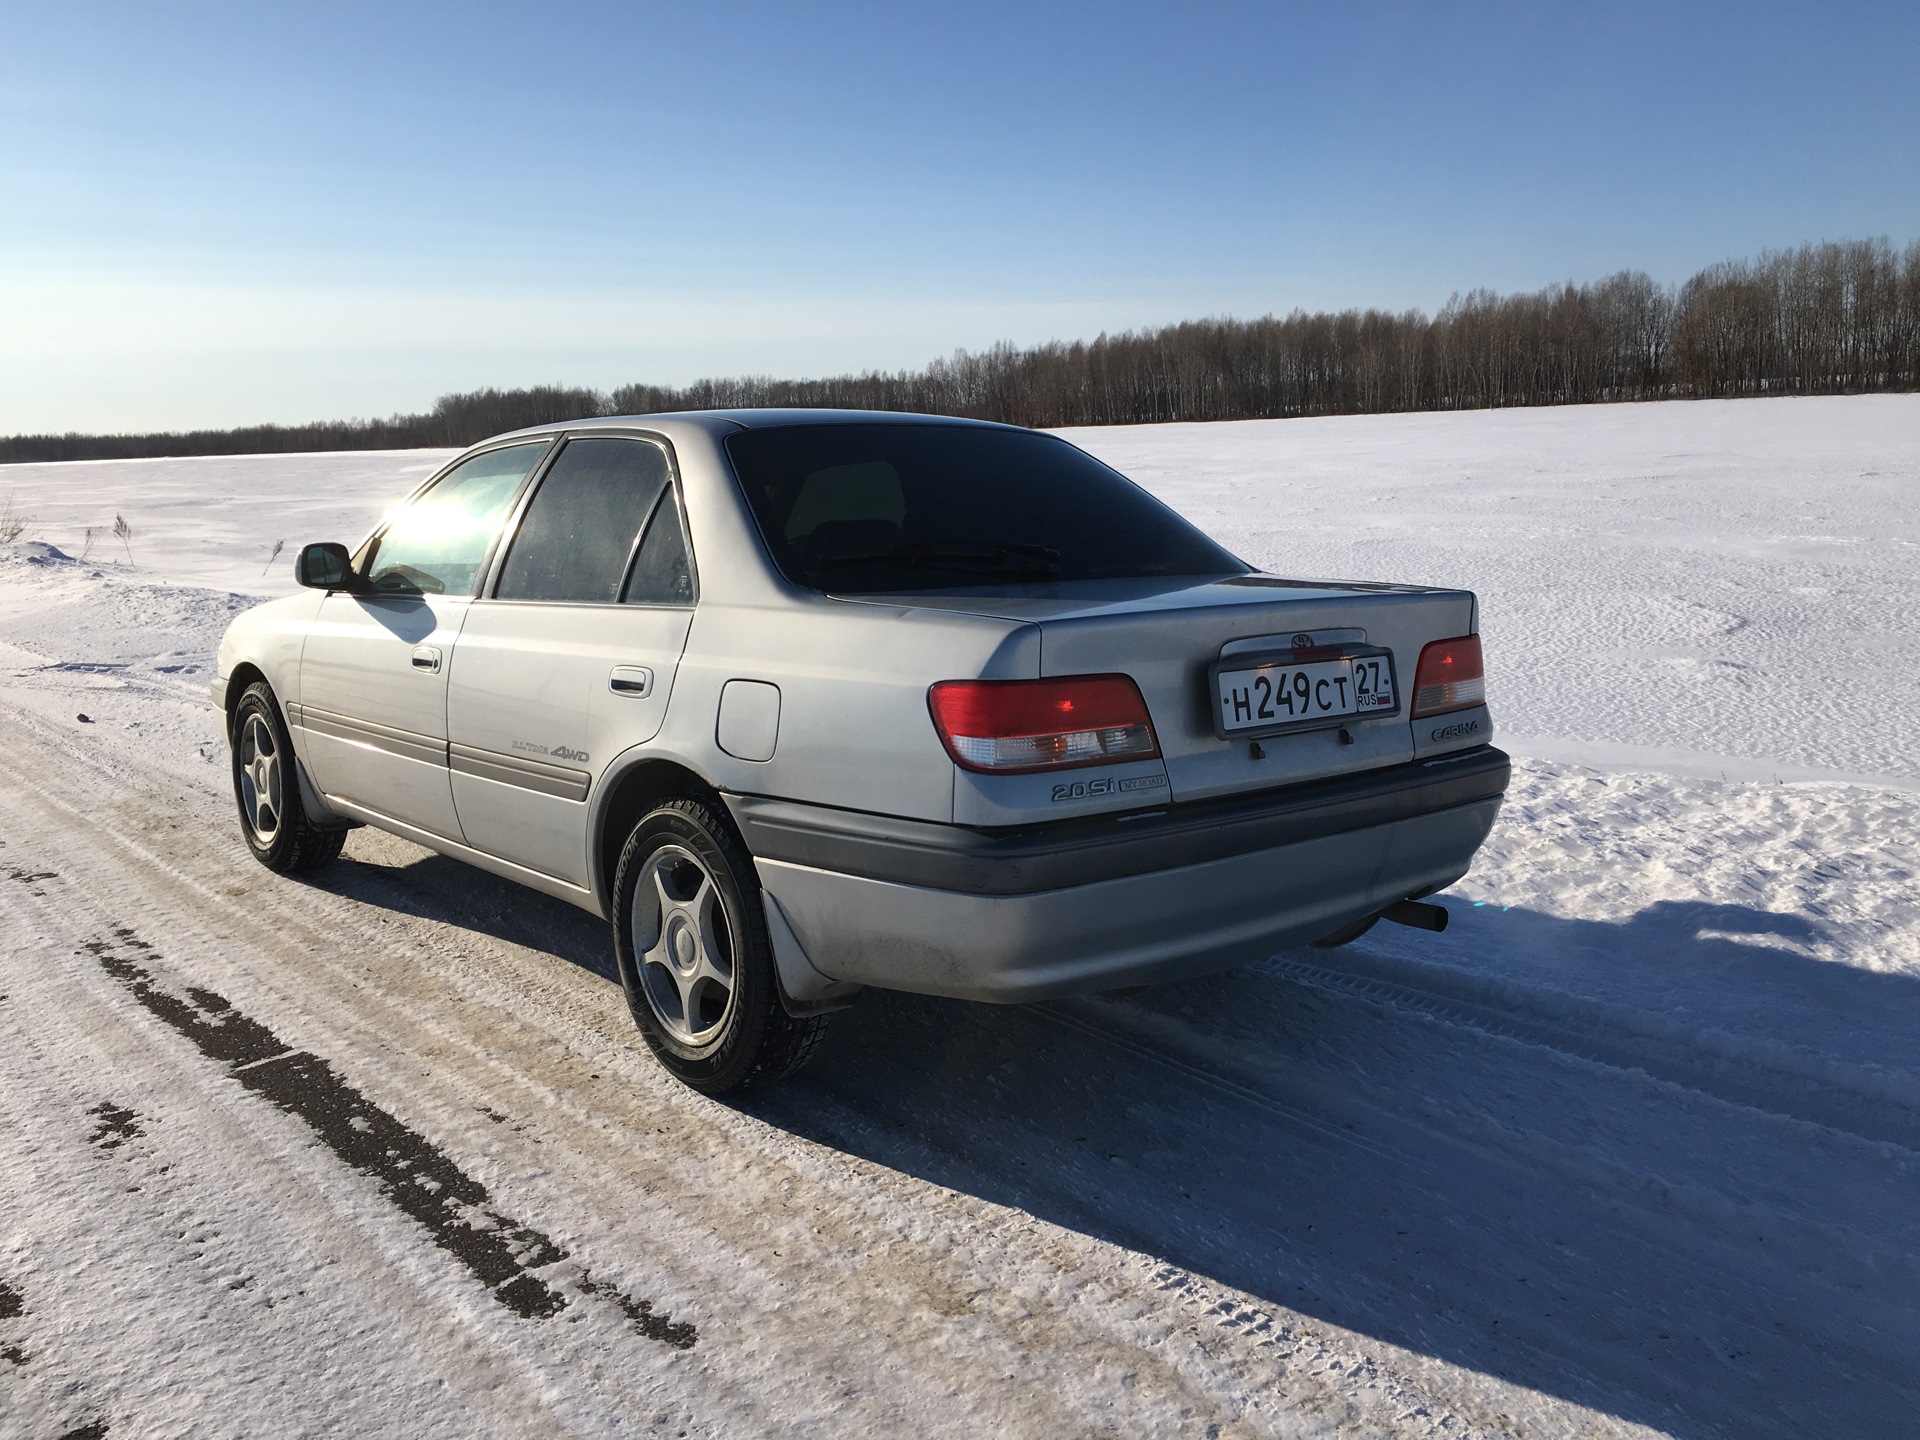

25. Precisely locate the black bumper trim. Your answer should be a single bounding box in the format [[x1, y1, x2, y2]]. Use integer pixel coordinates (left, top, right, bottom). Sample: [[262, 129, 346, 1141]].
[[729, 746, 1510, 897]]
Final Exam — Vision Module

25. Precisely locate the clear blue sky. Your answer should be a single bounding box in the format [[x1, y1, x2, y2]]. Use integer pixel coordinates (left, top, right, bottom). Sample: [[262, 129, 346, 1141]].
[[4, 0, 1917, 432]]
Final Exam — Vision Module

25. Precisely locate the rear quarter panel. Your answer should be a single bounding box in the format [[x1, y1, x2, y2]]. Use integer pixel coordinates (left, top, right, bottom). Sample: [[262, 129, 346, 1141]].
[[658, 597, 1041, 823]]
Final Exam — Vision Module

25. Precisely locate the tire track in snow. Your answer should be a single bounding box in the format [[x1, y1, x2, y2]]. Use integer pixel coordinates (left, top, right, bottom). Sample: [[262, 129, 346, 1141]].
[[78, 924, 695, 1346], [981, 959, 1920, 1439], [10, 684, 1901, 1438], [1268, 953, 1920, 1155], [0, 735, 1798, 1437], [0, 878, 625, 1440], [0, 708, 1347, 1437], [1029, 999, 1402, 1163], [1051, 963, 1920, 1292], [0, 693, 1606, 1439]]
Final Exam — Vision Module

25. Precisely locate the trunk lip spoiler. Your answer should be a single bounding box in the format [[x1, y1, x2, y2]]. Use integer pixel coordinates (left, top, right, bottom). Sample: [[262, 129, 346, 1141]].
[[728, 746, 1510, 898]]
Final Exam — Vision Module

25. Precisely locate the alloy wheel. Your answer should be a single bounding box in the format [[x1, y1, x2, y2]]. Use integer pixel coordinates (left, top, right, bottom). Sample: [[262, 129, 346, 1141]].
[[631, 843, 738, 1048], [237, 712, 283, 845]]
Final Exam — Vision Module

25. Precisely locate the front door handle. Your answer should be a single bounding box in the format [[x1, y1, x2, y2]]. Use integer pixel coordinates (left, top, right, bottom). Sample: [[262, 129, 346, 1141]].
[[411, 646, 442, 673], [609, 665, 653, 697]]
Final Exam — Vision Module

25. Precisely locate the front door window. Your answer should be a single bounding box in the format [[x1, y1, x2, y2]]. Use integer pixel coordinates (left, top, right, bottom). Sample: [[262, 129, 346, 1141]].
[[365, 441, 548, 596]]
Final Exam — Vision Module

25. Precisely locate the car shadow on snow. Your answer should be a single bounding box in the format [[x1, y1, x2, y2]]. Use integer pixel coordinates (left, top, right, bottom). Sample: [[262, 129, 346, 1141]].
[[745, 898, 1920, 1440], [313, 838, 619, 984], [303, 840, 1920, 1439]]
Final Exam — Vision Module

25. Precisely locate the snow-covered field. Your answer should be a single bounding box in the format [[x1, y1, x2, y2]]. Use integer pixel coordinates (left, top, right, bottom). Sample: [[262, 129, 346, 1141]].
[[1, 394, 1916, 1438]]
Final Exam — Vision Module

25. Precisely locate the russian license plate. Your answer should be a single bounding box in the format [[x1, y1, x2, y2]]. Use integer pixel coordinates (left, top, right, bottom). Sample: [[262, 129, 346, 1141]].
[[1214, 654, 1397, 735]]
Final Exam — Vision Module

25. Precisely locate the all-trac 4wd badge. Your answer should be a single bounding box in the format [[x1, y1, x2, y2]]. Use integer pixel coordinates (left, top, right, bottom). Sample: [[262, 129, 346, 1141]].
[[512, 739, 590, 765]]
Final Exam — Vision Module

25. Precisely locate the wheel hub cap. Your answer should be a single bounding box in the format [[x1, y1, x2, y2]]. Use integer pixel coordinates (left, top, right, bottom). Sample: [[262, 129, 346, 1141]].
[[669, 918, 697, 972]]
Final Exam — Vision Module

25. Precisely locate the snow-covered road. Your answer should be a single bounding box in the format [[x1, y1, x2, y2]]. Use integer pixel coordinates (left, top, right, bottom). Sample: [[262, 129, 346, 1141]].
[[3, 396, 1917, 1438]]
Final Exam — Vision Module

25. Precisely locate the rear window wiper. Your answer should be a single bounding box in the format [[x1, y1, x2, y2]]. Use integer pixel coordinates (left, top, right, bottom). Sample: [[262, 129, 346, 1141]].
[[817, 540, 1062, 575]]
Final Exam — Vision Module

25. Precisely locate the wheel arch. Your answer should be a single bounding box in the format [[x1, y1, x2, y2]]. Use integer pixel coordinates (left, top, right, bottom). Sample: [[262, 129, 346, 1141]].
[[223, 661, 356, 831], [591, 753, 727, 916], [223, 661, 271, 737]]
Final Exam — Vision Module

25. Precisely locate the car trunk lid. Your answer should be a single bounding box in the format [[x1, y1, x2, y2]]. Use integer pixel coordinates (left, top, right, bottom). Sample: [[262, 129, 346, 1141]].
[[846, 574, 1478, 803]]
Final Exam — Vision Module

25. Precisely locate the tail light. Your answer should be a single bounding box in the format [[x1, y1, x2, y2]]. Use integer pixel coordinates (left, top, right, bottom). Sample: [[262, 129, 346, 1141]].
[[928, 675, 1159, 774], [1411, 635, 1486, 718]]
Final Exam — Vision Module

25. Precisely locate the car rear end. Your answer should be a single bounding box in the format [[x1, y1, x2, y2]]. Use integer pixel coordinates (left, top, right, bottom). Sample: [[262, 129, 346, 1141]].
[[717, 415, 1508, 1001]]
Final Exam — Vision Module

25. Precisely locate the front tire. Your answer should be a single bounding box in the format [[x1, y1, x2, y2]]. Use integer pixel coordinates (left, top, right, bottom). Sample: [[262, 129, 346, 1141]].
[[612, 795, 826, 1094], [230, 680, 347, 874]]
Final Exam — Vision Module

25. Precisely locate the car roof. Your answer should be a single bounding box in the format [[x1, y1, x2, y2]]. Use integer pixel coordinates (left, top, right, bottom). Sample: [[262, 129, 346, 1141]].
[[489, 408, 1023, 442]]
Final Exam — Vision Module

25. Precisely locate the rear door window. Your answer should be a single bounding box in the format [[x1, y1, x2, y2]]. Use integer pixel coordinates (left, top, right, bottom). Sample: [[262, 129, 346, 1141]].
[[494, 437, 671, 603], [363, 441, 547, 596], [724, 423, 1244, 592]]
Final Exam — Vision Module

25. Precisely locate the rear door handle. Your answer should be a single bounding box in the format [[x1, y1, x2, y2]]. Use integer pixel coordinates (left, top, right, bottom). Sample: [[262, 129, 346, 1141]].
[[609, 665, 653, 697], [411, 646, 442, 673]]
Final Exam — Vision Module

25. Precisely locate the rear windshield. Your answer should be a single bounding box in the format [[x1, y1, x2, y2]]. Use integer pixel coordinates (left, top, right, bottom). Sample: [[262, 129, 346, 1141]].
[[724, 423, 1246, 593]]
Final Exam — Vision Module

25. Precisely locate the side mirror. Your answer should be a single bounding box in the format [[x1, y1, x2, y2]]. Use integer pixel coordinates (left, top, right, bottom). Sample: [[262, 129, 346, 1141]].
[[295, 541, 358, 591]]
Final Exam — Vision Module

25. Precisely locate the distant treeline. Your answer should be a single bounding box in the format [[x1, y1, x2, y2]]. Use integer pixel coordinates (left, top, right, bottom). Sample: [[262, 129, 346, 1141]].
[[6, 237, 1917, 463]]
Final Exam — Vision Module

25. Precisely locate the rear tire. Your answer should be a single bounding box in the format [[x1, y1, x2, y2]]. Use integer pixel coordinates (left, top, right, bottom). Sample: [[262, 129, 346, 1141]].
[[230, 681, 347, 874], [612, 795, 827, 1094]]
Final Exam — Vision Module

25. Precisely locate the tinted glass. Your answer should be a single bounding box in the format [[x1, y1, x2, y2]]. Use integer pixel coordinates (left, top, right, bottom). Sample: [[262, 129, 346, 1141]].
[[495, 438, 670, 603], [624, 490, 694, 605], [365, 442, 546, 596], [725, 424, 1245, 593]]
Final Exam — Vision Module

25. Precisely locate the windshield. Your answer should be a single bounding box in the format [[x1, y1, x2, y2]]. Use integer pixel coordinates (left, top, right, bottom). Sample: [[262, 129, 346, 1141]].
[[724, 423, 1246, 593]]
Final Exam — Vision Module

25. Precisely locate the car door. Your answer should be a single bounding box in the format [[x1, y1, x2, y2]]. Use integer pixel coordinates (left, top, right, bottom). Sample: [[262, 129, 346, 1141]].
[[295, 440, 550, 840], [447, 434, 696, 885]]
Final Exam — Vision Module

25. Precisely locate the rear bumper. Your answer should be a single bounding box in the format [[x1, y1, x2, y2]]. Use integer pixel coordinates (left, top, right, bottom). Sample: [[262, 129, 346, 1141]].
[[732, 746, 1509, 1002]]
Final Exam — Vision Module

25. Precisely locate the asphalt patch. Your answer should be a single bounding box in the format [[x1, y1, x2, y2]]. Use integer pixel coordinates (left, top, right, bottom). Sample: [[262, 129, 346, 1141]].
[[86, 1102, 143, 1150], [85, 927, 695, 1347], [580, 1271, 698, 1349], [1, 1278, 26, 1367]]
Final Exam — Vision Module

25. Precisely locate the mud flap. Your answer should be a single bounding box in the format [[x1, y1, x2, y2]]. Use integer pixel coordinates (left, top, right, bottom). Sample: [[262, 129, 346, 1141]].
[[762, 890, 862, 1017]]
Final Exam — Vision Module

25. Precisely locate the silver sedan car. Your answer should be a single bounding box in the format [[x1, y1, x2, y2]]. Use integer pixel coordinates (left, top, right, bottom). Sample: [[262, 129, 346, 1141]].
[[214, 411, 1507, 1092]]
